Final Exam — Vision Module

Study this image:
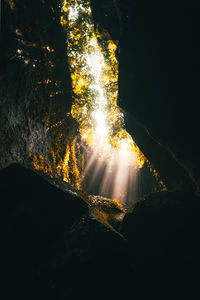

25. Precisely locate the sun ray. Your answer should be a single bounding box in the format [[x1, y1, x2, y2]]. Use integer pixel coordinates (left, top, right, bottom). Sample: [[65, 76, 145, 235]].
[[61, 0, 146, 205]]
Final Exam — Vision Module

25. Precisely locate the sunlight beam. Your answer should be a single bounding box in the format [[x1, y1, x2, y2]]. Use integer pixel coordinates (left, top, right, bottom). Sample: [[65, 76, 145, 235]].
[[61, 0, 146, 205]]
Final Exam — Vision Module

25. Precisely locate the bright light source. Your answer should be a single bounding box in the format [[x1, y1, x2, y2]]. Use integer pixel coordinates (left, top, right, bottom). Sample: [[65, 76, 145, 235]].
[[68, 6, 79, 22], [119, 139, 131, 155], [61, 0, 146, 204], [86, 52, 105, 79], [92, 110, 109, 140], [95, 97, 107, 105], [90, 84, 104, 97], [92, 110, 105, 125]]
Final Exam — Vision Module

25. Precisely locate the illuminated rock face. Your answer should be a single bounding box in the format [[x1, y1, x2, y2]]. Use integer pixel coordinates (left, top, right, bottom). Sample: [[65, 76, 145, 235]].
[[0, 0, 74, 172], [1, 0, 86, 191], [1, 0, 149, 207], [1, 2, 200, 298], [1, 0, 199, 201]]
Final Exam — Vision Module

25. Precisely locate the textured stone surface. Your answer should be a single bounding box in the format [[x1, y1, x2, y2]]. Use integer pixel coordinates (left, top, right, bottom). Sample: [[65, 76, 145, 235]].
[[1, 0, 200, 193], [1, 2, 200, 297], [0, 0, 75, 170]]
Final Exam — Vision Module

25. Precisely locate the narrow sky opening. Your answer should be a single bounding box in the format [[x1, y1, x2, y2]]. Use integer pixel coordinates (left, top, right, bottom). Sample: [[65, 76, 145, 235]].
[[61, 0, 145, 205]]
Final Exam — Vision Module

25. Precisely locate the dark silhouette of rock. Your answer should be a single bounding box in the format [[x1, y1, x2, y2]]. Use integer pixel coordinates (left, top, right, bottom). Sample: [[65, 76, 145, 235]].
[[91, 0, 200, 192], [121, 191, 200, 297], [0, 164, 87, 298], [0, 164, 130, 299], [1, 1, 200, 299], [1, 166, 200, 299]]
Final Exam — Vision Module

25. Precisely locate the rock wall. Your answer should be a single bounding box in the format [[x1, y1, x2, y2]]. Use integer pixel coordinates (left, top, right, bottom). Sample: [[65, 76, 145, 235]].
[[91, 0, 200, 192]]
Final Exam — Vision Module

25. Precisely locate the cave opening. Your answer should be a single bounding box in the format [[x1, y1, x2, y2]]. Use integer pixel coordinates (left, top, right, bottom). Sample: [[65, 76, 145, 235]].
[[2, 1, 200, 297], [60, 0, 163, 207]]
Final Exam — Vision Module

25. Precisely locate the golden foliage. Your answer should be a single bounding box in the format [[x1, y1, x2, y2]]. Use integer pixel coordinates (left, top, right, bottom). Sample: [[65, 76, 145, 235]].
[[70, 137, 80, 189], [30, 132, 82, 189], [60, 0, 145, 169], [7, 0, 15, 10], [32, 153, 55, 177], [62, 141, 70, 183], [29, 0, 165, 200], [146, 159, 167, 191]]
